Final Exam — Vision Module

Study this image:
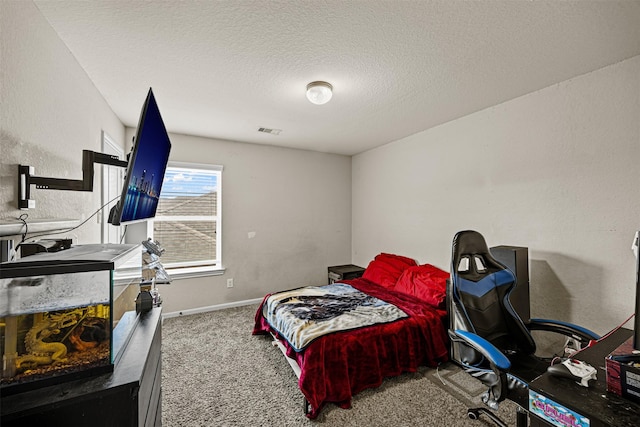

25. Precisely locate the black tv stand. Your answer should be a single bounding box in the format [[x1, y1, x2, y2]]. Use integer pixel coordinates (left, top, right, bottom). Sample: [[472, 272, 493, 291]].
[[18, 149, 127, 209], [1, 308, 162, 427]]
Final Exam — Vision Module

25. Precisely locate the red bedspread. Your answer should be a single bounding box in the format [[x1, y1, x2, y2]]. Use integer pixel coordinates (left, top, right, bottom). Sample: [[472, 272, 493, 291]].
[[252, 277, 449, 418]]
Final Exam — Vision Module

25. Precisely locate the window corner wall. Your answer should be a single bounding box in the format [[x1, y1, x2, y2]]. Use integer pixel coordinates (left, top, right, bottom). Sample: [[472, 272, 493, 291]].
[[133, 131, 352, 314]]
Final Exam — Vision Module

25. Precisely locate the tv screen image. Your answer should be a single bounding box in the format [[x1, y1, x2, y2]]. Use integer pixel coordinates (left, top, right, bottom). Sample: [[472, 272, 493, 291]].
[[109, 88, 172, 226]]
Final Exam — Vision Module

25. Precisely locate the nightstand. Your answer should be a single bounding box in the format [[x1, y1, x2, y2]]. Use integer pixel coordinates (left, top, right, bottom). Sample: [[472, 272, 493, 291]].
[[327, 264, 365, 284]]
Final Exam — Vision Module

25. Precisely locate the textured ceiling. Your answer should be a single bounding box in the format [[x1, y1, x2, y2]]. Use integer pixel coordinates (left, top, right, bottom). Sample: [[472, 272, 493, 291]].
[[34, 0, 640, 155]]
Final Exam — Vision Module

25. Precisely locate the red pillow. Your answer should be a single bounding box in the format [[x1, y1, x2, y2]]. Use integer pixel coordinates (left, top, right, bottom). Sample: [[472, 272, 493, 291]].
[[362, 253, 417, 289], [394, 264, 450, 308]]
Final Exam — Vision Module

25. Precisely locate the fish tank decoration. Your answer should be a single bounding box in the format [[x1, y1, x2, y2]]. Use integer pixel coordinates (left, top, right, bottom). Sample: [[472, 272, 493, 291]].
[[2, 304, 111, 390], [0, 244, 140, 396]]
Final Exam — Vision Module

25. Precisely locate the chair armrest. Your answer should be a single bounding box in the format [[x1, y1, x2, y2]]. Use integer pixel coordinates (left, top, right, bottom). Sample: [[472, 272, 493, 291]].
[[528, 318, 600, 342], [449, 329, 511, 405], [449, 329, 511, 370]]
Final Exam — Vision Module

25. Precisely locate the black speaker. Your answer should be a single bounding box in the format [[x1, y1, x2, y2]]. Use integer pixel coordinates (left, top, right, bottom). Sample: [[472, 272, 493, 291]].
[[490, 245, 530, 322]]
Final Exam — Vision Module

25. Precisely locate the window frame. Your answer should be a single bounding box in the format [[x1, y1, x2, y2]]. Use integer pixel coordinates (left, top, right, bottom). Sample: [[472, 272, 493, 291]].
[[101, 130, 125, 244], [147, 161, 224, 279]]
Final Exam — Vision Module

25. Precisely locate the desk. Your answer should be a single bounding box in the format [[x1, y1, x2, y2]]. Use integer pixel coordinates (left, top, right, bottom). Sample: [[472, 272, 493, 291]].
[[529, 328, 640, 427]]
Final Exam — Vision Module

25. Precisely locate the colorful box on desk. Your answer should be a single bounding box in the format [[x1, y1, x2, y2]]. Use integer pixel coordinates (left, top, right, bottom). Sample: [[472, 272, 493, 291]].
[[605, 336, 640, 404]]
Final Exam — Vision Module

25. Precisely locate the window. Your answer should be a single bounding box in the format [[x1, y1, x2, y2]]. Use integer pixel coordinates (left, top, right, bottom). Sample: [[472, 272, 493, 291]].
[[147, 162, 223, 277]]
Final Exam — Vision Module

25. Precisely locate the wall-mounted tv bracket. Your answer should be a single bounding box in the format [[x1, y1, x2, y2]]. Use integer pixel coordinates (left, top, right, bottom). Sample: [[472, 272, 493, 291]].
[[18, 150, 128, 209]]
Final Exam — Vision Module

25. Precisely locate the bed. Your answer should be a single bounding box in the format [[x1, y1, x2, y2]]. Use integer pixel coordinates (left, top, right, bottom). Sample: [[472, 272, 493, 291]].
[[252, 253, 451, 418]]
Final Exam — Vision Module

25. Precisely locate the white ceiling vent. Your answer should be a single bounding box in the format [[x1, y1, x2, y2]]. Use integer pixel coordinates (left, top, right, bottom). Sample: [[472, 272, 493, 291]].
[[258, 127, 282, 135]]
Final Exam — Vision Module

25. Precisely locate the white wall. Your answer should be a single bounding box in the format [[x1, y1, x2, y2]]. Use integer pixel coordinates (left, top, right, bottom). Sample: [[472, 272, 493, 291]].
[[5, 1, 638, 329], [144, 133, 352, 313], [0, 1, 125, 244], [353, 55, 640, 335], [0, 1, 353, 315]]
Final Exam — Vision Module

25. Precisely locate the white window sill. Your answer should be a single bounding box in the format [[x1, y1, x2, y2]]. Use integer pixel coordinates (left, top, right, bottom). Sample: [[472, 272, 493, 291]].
[[165, 265, 226, 280], [114, 266, 225, 285]]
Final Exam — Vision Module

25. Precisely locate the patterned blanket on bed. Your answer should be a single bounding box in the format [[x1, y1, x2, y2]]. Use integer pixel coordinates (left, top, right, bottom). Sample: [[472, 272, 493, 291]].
[[262, 283, 408, 351]]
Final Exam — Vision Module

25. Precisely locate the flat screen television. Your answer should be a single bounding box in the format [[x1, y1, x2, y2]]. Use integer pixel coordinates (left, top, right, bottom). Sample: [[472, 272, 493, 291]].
[[108, 88, 171, 226]]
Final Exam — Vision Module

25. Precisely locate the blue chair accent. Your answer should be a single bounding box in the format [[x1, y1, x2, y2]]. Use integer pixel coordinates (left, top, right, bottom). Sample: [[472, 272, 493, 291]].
[[448, 230, 600, 427]]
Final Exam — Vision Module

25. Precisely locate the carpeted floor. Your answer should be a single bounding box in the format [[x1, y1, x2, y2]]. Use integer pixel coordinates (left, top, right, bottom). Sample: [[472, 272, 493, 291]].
[[161, 304, 518, 426]]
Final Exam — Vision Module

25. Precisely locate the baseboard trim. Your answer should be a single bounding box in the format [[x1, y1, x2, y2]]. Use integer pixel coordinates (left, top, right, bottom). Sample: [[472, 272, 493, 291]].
[[162, 297, 264, 319]]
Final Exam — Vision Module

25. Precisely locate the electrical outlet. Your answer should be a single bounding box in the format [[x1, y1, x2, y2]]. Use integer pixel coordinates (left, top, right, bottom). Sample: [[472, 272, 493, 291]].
[[227, 278, 234, 288]]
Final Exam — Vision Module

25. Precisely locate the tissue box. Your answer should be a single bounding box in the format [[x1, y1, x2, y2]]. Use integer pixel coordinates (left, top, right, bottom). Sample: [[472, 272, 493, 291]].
[[605, 336, 640, 404]]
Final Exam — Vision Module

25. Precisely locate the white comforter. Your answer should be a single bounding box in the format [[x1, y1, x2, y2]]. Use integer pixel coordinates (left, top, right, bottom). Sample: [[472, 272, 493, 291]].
[[262, 283, 408, 351]]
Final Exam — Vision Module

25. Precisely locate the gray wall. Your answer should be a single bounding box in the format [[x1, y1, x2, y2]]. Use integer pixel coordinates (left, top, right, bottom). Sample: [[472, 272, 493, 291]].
[[0, 1, 352, 314], [1, 0, 125, 245], [148, 133, 352, 312], [4, 1, 640, 331], [352, 55, 640, 335]]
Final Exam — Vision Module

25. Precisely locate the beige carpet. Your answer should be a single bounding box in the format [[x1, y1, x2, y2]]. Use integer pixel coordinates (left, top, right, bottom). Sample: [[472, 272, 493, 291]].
[[161, 304, 518, 426]]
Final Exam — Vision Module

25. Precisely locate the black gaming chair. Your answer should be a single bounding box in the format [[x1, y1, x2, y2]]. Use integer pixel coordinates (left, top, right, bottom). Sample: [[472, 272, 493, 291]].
[[447, 230, 600, 427]]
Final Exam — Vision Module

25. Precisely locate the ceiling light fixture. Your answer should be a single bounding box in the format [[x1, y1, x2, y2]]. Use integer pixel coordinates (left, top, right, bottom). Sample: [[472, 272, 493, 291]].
[[306, 81, 333, 105]]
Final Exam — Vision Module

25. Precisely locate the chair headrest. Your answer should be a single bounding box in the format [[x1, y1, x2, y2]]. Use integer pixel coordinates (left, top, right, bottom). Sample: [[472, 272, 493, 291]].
[[452, 230, 490, 258], [451, 230, 507, 281]]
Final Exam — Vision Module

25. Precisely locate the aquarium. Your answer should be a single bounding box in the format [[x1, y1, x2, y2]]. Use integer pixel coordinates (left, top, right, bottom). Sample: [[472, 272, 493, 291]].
[[0, 244, 140, 396]]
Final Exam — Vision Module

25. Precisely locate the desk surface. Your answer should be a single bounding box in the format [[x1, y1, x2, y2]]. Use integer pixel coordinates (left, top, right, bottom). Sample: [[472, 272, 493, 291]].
[[529, 328, 640, 427]]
